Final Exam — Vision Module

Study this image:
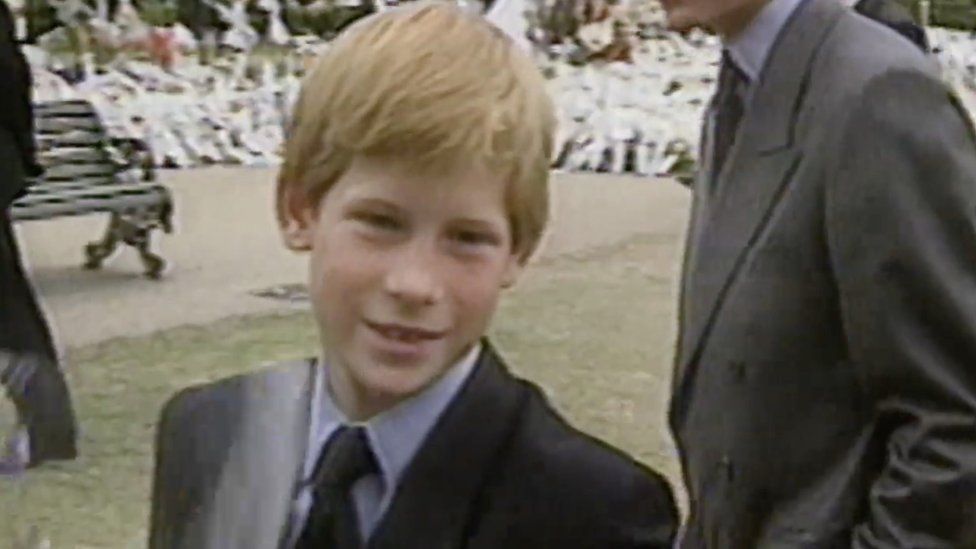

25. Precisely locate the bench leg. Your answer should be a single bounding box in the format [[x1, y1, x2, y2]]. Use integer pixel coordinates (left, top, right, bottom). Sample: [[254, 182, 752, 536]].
[[85, 213, 168, 279], [122, 216, 166, 280], [131, 229, 166, 280], [118, 216, 167, 280], [84, 214, 123, 270]]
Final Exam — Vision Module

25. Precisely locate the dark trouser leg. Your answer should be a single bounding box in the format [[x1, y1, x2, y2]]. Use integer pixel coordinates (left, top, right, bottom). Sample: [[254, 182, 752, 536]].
[[0, 212, 78, 465]]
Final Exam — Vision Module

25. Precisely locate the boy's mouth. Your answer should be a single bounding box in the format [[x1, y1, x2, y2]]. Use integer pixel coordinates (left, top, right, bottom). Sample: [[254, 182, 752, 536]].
[[365, 321, 446, 343]]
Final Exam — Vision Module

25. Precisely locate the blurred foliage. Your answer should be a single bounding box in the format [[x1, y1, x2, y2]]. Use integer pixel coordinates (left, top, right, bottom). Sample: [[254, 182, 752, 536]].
[[900, 0, 976, 29], [282, 1, 375, 39], [930, 0, 976, 29], [21, 0, 976, 48], [24, 0, 59, 42], [141, 0, 179, 25], [24, 0, 386, 42]]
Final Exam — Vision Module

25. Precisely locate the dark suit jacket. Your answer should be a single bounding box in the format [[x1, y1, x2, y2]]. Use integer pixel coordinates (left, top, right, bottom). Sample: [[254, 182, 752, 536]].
[[150, 341, 678, 548], [855, 0, 929, 52], [672, 0, 976, 546], [0, 0, 41, 210], [0, 2, 76, 465]]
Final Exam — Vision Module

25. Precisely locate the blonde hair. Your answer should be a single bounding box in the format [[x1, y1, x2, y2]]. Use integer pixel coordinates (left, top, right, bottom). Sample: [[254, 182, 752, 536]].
[[279, 1, 556, 261]]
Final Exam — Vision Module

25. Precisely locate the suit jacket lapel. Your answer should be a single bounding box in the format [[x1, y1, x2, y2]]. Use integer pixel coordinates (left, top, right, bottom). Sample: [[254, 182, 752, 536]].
[[675, 96, 718, 394], [196, 359, 316, 549], [368, 341, 528, 549], [677, 0, 844, 381]]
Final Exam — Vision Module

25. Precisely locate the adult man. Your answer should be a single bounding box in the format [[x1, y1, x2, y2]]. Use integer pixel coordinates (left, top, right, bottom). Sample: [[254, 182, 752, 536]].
[[0, 0, 78, 473], [663, 0, 976, 545], [851, 0, 928, 51]]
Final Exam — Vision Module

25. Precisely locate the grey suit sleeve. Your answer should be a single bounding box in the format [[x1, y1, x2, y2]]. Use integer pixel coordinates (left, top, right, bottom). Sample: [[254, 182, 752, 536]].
[[826, 69, 976, 547]]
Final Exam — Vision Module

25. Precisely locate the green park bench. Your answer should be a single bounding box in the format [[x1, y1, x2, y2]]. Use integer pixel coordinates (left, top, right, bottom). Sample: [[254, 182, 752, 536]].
[[10, 99, 174, 279]]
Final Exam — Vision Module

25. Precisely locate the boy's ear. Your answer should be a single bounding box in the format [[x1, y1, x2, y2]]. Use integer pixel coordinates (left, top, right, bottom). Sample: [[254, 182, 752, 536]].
[[500, 253, 525, 290], [276, 177, 315, 252]]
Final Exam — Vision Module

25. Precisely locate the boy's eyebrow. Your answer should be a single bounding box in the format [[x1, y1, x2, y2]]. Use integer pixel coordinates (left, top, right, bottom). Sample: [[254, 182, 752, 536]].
[[345, 194, 506, 231], [449, 217, 506, 232], [345, 196, 401, 212]]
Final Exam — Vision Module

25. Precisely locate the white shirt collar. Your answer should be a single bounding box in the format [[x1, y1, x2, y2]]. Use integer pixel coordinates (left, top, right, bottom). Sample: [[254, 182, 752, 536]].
[[725, 0, 806, 82], [306, 342, 482, 493]]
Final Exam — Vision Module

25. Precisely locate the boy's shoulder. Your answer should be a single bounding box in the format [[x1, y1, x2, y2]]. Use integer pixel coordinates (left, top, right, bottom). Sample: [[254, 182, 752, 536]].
[[473, 342, 674, 506], [159, 359, 313, 431], [508, 377, 674, 502], [470, 371, 678, 545]]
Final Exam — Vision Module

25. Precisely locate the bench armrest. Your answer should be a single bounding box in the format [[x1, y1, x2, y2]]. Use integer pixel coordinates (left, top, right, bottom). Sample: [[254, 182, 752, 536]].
[[107, 138, 157, 182]]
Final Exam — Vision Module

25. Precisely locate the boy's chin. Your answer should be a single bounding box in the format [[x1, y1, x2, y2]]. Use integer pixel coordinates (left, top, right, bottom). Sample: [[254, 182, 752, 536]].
[[351, 361, 450, 411]]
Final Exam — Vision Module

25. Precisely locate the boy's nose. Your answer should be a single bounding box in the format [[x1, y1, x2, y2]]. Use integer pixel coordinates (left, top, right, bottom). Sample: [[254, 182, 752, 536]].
[[383, 248, 444, 307]]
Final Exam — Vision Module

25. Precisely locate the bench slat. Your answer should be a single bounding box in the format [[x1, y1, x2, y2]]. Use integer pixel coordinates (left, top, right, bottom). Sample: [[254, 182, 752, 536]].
[[35, 117, 103, 134], [15, 100, 173, 249], [38, 134, 105, 149], [34, 100, 97, 116], [41, 163, 119, 180], [35, 105, 98, 117], [10, 193, 170, 222], [41, 148, 107, 164], [26, 176, 118, 192], [15, 182, 167, 203], [13, 184, 169, 206]]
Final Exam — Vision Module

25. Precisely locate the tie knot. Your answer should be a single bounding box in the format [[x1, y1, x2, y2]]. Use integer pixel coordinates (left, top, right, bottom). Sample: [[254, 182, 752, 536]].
[[311, 426, 378, 490]]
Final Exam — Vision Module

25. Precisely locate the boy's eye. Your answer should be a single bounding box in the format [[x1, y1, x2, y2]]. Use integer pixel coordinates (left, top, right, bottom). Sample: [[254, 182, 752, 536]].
[[355, 212, 401, 231], [452, 230, 499, 247]]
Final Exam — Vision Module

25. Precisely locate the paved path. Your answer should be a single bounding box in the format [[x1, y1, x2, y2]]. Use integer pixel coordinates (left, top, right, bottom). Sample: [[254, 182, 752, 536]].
[[16, 167, 691, 350]]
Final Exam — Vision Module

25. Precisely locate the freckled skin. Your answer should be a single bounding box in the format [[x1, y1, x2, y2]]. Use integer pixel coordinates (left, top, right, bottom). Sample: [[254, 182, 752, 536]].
[[280, 156, 524, 420]]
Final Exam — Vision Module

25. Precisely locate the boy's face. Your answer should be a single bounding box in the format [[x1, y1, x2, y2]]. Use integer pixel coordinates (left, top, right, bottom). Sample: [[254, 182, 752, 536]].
[[279, 156, 524, 418]]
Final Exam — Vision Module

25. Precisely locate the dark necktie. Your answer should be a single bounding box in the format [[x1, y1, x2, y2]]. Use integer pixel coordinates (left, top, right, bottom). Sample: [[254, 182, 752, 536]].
[[710, 50, 749, 189], [296, 426, 378, 549]]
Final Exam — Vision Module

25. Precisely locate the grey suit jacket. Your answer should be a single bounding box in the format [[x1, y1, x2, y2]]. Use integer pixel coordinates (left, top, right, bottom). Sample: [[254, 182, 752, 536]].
[[149, 342, 678, 549], [671, 0, 976, 546], [854, 0, 928, 52]]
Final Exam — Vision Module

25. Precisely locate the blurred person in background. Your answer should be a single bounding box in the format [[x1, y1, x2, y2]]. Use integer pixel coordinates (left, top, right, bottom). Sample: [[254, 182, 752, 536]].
[[0, 0, 78, 474]]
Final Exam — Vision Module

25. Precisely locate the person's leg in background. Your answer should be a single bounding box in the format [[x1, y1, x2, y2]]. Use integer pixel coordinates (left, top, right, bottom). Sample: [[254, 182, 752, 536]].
[[0, 211, 78, 472]]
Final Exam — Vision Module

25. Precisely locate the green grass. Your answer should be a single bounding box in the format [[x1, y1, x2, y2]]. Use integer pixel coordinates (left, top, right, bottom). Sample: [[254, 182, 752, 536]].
[[0, 234, 682, 548]]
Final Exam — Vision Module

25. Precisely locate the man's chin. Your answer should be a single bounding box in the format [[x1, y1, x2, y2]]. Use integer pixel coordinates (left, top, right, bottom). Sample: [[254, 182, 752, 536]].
[[662, 11, 700, 33], [667, 21, 699, 33]]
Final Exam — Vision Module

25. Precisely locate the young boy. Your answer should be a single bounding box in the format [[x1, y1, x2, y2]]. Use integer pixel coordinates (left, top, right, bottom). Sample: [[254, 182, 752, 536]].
[[149, 3, 677, 548]]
